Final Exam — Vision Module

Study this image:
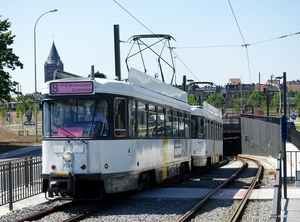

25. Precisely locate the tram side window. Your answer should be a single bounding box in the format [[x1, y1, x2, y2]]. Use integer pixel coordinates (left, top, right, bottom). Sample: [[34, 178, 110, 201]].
[[211, 121, 215, 139], [128, 99, 137, 137], [137, 101, 146, 137], [157, 106, 165, 126], [114, 98, 126, 137], [148, 103, 156, 137], [212, 121, 215, 139], [173, 111, 179, 138], [198, 117, 204, 139], [215, 123, 218, 140], [43, 102, 51, 137], [178, 112, 185, 138], [184, 113, 190, 138], [215, 122, 217, 139], [220, 124, 223, 140], [191, 118, 196, 138], [211, 121, 213, 139], [207, 120, 211, 139], [217, 123, 220, 140], [165, 108, 171, 130], [219, 123, 223, 140], [156, 106, 165, 138]]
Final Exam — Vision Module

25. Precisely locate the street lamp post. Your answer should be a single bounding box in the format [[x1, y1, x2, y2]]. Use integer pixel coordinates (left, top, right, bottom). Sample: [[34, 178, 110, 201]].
[[268, 83, 281, 111], [34, 9, 58, 142], [276, 72, 287, 199]]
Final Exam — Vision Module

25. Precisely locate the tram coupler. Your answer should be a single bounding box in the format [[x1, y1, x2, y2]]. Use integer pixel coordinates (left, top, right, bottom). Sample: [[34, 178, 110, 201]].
[[48, 171, 74, 198]]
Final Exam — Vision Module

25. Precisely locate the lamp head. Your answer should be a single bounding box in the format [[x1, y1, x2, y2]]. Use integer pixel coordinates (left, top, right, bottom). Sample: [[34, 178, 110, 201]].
[[51, 9, 58, 12]]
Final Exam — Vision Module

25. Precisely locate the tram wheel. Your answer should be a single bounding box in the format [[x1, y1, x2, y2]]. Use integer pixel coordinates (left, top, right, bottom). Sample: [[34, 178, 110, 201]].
[[137, 172, 150, 191], [180, 163, 186, 176]]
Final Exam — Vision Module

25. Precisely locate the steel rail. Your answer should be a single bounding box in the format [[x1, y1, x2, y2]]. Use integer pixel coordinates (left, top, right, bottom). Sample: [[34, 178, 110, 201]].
[[228, 156, 263, 222], [177, 157, 248, 222], [15, 201, 75, 222], [62, 199, 123, 222]]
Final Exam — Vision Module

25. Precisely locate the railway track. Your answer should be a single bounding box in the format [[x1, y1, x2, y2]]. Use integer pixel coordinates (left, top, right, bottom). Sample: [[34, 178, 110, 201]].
[[11, 157, 264, 222], [62, 197, 126, 222], [176, 156, 263, 222], [14, 196, 128, 222], [13, 161, 228, 222], [15, 201, 75, 222], [228, 156, 263, 222]]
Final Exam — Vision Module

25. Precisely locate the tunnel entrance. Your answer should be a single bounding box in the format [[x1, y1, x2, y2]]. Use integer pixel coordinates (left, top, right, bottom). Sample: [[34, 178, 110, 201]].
[[223, 132, 241, 156]]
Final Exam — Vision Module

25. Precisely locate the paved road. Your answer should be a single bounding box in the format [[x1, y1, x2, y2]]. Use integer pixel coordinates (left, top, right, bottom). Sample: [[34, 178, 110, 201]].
[[0, 145, 42, 160]]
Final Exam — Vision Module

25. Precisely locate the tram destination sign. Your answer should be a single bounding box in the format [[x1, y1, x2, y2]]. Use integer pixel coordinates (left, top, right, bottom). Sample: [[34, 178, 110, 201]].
[[50, 81, 94, 95]]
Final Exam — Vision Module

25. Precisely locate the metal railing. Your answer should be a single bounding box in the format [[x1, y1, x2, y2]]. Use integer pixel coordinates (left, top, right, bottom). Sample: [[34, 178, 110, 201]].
[[286, 150, 300, 181], [270, 150, 300, 221], [0, 156, 43, 210], [270, 152, 282, 222]]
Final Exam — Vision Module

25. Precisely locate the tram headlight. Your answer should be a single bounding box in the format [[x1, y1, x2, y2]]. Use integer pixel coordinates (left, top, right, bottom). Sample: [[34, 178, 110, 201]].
[[62, 151, 73, 162]]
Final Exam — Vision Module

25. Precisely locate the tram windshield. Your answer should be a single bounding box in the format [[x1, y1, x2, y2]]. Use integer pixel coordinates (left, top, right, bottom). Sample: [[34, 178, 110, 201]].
[[43, 99, 109, 138]]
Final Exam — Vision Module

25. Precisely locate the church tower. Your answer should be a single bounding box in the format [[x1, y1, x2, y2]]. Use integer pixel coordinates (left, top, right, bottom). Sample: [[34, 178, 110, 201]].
[[44, 42, 64, 82]]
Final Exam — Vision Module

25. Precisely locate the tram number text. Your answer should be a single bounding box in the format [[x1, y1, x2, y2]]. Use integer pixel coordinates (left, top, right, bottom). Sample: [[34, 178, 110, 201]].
[[63, 164, 73, 168]]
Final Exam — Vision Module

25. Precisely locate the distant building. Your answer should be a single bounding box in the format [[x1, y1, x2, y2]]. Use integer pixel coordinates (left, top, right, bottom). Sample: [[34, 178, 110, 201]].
[[224, 78, 255, 107], [228, 78, 241, 85], [44, 42, 64, 82], [287, 80, 300, 94]]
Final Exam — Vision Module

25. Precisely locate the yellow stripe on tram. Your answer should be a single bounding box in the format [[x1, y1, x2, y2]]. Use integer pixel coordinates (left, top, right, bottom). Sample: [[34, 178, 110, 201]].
[[162, 139, 168, 179]]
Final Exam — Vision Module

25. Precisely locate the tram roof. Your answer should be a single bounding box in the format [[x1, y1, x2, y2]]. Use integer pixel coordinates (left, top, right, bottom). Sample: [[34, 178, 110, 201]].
[[191, 102, 223, 123], [42, 68, 189, 111]]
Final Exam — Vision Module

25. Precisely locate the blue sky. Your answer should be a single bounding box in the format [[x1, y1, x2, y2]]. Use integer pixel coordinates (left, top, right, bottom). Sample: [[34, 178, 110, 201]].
[[1, 0, 299, 94]]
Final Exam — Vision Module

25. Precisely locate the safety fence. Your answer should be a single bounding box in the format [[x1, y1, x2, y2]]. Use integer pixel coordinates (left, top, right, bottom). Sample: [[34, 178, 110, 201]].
[[0, 156, 42, 210], [270, 152, 282, 222]]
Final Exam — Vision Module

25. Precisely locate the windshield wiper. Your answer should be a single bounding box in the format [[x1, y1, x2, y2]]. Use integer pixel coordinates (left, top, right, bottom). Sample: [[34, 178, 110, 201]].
[[54, 124, 87, 145]]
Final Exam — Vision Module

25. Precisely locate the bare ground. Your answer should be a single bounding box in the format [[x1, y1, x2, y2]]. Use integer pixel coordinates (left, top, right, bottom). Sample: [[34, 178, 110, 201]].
[[0, 125, 42, 155]]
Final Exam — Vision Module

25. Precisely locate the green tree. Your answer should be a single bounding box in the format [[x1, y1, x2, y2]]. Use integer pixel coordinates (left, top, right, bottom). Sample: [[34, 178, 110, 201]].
[[0, 16, 23, 101], [233, 98, 241, 113], [15, 94, 26, 120], [295, 93, 300, 113], [0, 103, 8, 123], [288, 90, 294, 97], [188, 94, 199, 105], [207, 92, 224, 106], [26, 98, 35, 112], [271, 92, 281, 112], [247, 90, 265, 109]]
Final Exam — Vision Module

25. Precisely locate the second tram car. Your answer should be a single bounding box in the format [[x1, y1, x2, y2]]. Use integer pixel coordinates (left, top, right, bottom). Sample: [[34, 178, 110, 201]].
[[41, 68, 192, 199], [190, 102, 223, 167]]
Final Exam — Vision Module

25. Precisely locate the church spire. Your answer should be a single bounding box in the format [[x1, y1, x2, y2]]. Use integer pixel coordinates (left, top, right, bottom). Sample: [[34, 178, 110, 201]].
[[46, 41, 62, 65], [44, 42, 64, 82]]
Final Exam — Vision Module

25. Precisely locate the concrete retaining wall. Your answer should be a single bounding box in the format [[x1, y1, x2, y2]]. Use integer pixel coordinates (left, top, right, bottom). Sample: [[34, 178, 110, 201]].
[[241, 117, 281, 158]]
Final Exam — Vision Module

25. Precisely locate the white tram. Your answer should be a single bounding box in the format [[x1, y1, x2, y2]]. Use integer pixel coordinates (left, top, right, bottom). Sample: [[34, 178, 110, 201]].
[[41, 68, 191, 199], [190, 102, 223, 167]]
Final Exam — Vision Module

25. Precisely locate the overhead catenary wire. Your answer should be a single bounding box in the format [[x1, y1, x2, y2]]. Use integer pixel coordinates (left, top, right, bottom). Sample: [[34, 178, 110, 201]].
[[113, 0, 154, 35], [175, 32, 300, 49], [114, 0, 298, 85], [172, 49, 200, 82], [228, 0, 252, 83], [250, 32, 300, 46]]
